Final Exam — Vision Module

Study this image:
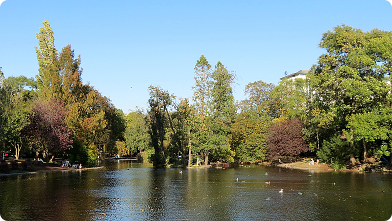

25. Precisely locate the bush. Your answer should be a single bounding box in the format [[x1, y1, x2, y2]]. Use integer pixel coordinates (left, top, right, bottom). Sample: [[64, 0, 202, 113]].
[[67, 140, 96, 167], [317, 135, 358, 169]]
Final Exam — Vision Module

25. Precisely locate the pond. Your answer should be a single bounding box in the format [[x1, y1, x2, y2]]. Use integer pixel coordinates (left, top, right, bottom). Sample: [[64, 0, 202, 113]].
[[0, 160, 391, 221]]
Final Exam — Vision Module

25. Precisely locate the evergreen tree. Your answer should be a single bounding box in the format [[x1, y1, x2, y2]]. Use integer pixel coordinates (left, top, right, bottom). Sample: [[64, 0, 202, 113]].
[[192, 55, 212, 165], [208, 61, 236, 163]]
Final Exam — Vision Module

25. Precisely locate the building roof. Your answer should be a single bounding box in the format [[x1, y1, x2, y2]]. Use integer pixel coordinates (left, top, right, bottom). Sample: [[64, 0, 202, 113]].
[[280, 70, 309, 80]]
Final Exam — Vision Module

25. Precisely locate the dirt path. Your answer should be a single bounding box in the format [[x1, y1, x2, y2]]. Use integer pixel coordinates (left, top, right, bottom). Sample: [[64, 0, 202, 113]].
[[276, 158, 334, 171]]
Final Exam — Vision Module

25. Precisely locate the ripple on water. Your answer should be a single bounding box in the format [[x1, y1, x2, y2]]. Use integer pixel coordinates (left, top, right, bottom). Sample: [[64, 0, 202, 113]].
[[1, 162, 392, 220]]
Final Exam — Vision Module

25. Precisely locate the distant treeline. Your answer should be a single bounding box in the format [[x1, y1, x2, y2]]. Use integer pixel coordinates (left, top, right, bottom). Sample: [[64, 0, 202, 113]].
[[1, 22, 392, 169]]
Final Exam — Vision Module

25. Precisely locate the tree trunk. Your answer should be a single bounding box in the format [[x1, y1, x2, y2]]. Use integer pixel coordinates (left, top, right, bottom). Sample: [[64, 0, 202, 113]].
[[188, 127, 191, 167], [164, 106, 175, 134], [43, 149, 48, 162], [204, 151, 209, 166], [363, 139, 367, 162], [350, 154, 356, 165], [14, 143, 20, 160]]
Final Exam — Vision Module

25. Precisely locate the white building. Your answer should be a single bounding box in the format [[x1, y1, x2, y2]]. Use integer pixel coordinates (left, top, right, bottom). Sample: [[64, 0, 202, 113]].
[[280, 70, 309, 81]]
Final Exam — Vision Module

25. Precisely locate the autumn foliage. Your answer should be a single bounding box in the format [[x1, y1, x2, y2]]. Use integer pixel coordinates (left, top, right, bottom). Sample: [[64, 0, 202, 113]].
[[24, 98, 73, 155], [267, 118, 308, 160]]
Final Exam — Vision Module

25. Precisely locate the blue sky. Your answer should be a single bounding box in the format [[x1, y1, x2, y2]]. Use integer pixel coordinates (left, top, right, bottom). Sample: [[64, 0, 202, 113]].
[[1, 0, 391, 114]]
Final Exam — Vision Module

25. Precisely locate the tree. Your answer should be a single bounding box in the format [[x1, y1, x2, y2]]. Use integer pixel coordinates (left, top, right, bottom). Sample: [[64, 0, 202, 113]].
[[316, 135, 356, 169], [0, 68, 5, 141], [345, 109, 390, 161], [170, 98, 197, 166], [178, 99, 197, 166], [147, 85, 175, 167], [308, 25, 392, 162], [210, 61, 236, 122], [0, 68, 11, 148], [57, 44, 109, 164], [23, 98, 73, 160], [1, 76, 37, 160], [191, 57, 238, 164], [115, 140, 128, 156], [65, 85, 109, 165], [231, 111, 270, 163], [34, 20, 116, 166], [193, 55, 212, 117], [192, 55, 213, 165], [124, 110, 151, 157], [104, 108, 126, 154], [208, 61, 237, 163], [241, 80, 275, 114], [270, 78, 310, 121], [232, 80, 274, 163], [267, 118, 309, 160], [57, 44, 83, 104], [3, 104, 30, 160], [35, 20, 60, 99]]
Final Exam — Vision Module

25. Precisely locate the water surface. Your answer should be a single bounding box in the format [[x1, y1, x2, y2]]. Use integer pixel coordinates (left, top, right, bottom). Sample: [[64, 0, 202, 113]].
[[0, 160, 391, 220]]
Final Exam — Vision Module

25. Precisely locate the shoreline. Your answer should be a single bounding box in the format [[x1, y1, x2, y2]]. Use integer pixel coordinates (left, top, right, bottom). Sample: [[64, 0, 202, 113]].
[[2, 158, 391, 176], [275, 158, 392, 173], [0, 164, 103, 177]]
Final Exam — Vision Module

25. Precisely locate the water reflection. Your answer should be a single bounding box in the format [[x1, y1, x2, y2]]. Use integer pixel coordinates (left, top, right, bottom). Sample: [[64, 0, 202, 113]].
[[0, 161, 391, 220]]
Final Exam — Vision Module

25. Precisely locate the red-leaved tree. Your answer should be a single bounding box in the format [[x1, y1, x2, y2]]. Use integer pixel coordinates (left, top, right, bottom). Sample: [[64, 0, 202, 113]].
[[267, 118, 308, 160], [24, 98, 73, 159]]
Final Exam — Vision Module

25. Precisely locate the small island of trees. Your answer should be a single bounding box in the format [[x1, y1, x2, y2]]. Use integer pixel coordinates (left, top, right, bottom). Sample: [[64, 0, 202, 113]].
[[1, 21, 392, 172]]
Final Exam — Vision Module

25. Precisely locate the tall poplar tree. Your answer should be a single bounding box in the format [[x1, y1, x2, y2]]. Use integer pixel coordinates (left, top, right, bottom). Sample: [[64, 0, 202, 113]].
[[34, 20, 117, 165], [193, 55, 211, 117], [0, 68, 7, 143], [35, 20, 60, 99]]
